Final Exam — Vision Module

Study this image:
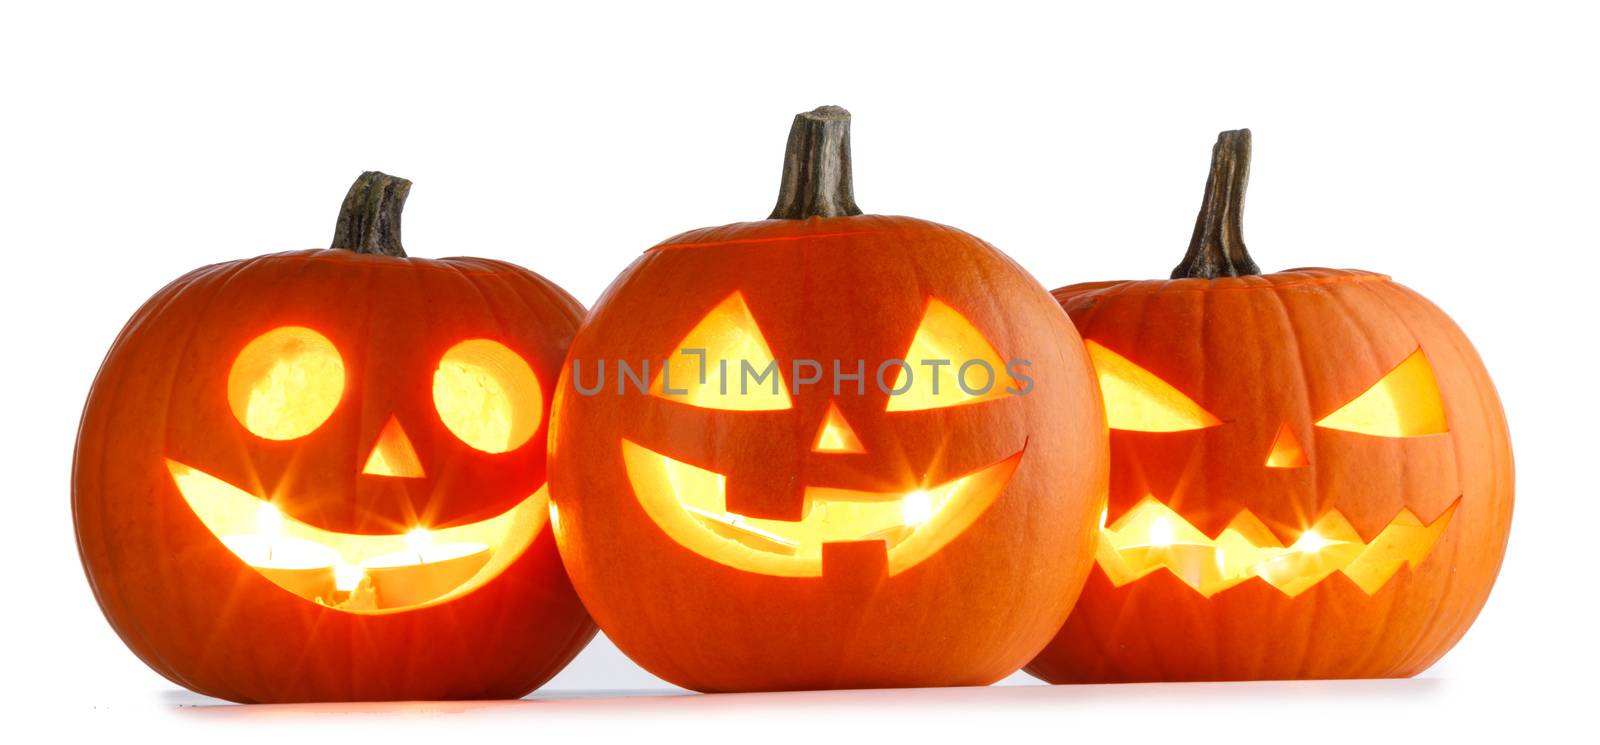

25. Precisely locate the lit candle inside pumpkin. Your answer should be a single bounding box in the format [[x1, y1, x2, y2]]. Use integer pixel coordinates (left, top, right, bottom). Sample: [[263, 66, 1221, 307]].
[[220, 502, 339, 599], [1115, 514, 1218, 589], [361, 528, 490, 608]]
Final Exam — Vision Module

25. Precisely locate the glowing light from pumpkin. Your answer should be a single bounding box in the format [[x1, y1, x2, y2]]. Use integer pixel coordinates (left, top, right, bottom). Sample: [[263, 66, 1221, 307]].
[[1316, 348, 1448, 437], [228, 326, 346, 440], [652, 292, 792, 411], [1265, 422, 1310, 468], [901, 490, 934, 525], [168, 460, 548, 613], [1146, 515, 1176, 548], [812, 402, 866, 453], [621, 439, 1021, 577], [886, 298, 1013, 412], [257, 501, 284, 543], [1291, 528, 1336, 554], [434, 339, 543, 453], [334, 562, 364, 592], [362, 416, 426, 477], [405, 527, 433, 556], [1085, 340, 1222, 432], [1097, 497, 1456, 597]]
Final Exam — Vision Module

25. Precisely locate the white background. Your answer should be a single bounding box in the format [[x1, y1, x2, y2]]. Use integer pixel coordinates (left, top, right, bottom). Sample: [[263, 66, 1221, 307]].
[[3, 1, 1595, 741]]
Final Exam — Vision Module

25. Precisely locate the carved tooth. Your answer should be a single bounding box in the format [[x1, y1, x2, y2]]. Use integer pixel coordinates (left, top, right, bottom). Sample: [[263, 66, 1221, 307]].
[[1099, 499, 1459, 598]]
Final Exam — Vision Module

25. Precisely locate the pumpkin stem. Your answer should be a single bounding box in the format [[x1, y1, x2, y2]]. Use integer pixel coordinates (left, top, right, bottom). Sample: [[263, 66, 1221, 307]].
[[769, 105, 864, 220], [331, 171, 411, 257], [1170, 129, 1261, 279]]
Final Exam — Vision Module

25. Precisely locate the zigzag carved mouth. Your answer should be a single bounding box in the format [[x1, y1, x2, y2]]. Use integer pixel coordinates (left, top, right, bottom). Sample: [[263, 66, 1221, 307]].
[[1098, 497, 1459, 597]]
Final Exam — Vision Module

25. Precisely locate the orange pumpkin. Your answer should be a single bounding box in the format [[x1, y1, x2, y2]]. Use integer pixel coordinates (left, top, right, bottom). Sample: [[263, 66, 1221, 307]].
[[73, 173, 596, 702], [548, 107, 1107, 692], [1027, 131, 1514, 682]]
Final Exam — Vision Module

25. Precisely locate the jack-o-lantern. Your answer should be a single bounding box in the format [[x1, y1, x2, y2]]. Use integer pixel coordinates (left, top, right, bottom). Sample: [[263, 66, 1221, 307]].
[[73, 173, 596, 702], [1027, 131, 1514, 682], [548, 107, 1107, 692]]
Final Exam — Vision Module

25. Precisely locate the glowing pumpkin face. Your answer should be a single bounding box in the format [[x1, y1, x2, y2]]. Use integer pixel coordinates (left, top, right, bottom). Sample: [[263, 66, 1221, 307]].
[[74, 173, 596, 702], [1027, 131, 1513, 683], [619, 292, 1027, 578], [1075, 288, 1471, 600], [549, 107, 1107, 693], [171, 323, 551, 612]]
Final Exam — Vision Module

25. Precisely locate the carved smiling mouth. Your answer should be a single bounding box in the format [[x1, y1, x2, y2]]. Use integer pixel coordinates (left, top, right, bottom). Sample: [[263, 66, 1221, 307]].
[[167, 460, 547, 613], [1097, 496, 1460, 598], [620, 439, 1023, 578]]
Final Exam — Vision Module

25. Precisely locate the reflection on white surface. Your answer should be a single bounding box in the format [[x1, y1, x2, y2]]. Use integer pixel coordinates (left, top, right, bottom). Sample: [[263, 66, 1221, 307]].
[[165, 675, 1447, 722], [148, 632, 1479, 745], [168, 633, 1459, 719], [162, 631, 1449, 717]]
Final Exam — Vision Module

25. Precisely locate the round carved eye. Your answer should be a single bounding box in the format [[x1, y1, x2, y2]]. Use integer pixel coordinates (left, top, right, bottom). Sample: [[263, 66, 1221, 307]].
[[433, 339, 542, 453], [228, 326, 346, 440]]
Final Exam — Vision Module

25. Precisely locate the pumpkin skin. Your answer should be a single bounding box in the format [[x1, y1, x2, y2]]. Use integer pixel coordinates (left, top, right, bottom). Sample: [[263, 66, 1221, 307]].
[[73, 175, 596, 702], [1026, 133, 1513, 683], [548, 109, 1107, 692]]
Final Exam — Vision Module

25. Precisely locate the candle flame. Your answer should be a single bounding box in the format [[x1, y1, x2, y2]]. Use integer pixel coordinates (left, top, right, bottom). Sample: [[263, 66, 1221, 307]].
[[901, 490, 934, 525], [1292, 528, 1334, 554], [406, 528, 433, 563], [334, 562, 364, 592], [257, 502, 284, 561], [257, 502, 284, 539], [1147, 516, 1175, 548]]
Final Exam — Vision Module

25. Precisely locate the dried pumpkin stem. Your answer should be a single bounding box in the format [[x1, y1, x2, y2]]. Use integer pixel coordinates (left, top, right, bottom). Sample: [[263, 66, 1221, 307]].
[[1170, 129, 1261, 279], [769, 105, 864, 220], [331, 171, 412, 257]]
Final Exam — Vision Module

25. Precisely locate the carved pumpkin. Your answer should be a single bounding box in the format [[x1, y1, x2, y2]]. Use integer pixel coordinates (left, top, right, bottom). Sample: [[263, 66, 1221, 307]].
[[548, 107, 1107, 692], [73, 173, 596, 702], [1028, 131, 1514, 682]]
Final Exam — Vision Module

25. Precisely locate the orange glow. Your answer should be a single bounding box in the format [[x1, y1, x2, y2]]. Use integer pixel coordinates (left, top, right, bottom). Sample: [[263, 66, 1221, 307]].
[[1085, 340, 1221, 432], [621, 439, 1021, 577], [812, 402, 866, 453], [1097, 497, 1456, 597], [886, 298, 1012, 412], [228, 326, 346, 440], [652, 292, 792, 411], [362, 416, 425, 478], [1316, 349, 1448, 437], [1265, 422, 1309, 468], [168, 460, 547, 613], [434, 339, 542, 453]]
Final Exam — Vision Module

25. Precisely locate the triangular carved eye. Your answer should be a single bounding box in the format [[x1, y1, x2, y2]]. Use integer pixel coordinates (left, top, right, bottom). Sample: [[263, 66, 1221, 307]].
[[652, 292, 792, 411], [1085, 341, 1221, 432], [1316, 349, 1448, 437], [885, 299, 1012, 412]]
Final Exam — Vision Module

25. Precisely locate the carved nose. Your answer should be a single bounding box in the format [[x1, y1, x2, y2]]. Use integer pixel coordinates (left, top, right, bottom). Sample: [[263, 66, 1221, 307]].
[[812, 401, 865, 454], [1265, 422, 1308, 469], [362, 416, 425, 478]]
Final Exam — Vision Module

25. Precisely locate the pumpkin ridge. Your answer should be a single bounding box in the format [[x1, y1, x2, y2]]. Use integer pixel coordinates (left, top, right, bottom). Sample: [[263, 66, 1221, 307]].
[[1351, 280, 1513, 669], [157, 259, 264, 699]]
